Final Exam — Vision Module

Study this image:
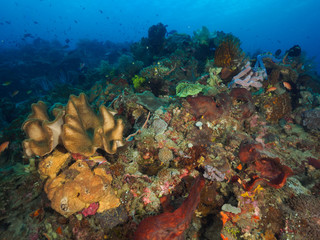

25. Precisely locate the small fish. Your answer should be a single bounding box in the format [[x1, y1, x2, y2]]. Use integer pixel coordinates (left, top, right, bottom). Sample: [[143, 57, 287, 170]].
[[99, 9, 103, 14], [0, 141, 9, 154], [65, 38, 70, 44], [2, 81, 11, 86], [236, 164, 242, 171], [283, 82, 292, 90], [30, 208, 43, 218], [56, 226, 63, 235], [79, 62, 86, 71], [86, 156, 107, 165], [166, 30, 177, 36], [11, 90, 19, 97], [266, 87, 277, 92], [33, 21, 38, 24], [23, 33, 33, 38], [27, 90, 32, 94]]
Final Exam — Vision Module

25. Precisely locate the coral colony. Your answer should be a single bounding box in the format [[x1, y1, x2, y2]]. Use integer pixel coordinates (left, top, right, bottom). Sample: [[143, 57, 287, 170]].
[[1, 23, 320, 240]]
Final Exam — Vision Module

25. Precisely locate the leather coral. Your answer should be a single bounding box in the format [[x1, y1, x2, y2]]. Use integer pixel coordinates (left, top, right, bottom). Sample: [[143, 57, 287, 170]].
[[22, 101, 64, 157], [22, 93, 125, 157], [62, 93, 124, 156]]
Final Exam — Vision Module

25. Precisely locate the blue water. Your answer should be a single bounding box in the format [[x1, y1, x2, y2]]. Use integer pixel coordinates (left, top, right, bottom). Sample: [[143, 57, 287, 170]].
[[1, 0, 319, 69], [0, 0, 319, 103]]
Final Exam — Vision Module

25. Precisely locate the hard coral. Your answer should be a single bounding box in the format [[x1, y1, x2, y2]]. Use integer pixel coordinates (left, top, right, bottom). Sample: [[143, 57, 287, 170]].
[[134, 176, 205, 240], [62, 93, 124, 156], [261, 93, 292, 123], [22, 101, 64, 157]]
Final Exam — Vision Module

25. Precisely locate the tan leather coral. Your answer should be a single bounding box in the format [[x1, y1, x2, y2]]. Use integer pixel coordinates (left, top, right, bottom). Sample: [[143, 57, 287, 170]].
[[22, 101, 65, 157], [38, 148, 70, 179], [44, 161, 120, 217], [62, 93, 124, 156]]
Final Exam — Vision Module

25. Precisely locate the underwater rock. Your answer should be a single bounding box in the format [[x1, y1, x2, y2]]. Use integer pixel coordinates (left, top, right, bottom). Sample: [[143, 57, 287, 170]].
[[302, 108, 320, 131], [136, 91, 166, 112]]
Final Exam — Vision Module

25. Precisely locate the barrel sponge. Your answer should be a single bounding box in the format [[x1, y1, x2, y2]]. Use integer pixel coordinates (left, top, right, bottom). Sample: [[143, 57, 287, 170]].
[[45, 161, 120, 217], [22, 101, 64, 157], [61, 93, 124, 157], [38, 148, 70, 179]]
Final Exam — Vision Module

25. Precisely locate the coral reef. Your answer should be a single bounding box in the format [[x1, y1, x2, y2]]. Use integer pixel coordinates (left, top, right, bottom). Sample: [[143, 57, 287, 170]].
[[1, 23, 320, 240], [132, 75, 146, 89]]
